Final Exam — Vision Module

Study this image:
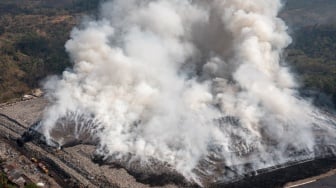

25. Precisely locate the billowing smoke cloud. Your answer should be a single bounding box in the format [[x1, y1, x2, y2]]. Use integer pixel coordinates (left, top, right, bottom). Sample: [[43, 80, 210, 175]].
[[40, 0, 336, 185]]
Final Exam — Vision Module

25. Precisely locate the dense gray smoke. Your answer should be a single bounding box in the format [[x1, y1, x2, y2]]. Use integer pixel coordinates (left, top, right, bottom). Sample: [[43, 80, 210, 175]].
[[40, 0, 336, 185]]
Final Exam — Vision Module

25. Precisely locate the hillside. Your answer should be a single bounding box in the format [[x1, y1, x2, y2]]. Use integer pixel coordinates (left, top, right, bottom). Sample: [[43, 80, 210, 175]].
[[287, 25, 336, 108], [281, 0, 336, 28], [0, 0, 101, 102]]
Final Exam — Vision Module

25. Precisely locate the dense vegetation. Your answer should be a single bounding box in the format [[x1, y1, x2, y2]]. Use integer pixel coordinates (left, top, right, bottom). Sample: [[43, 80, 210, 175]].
[[0, 0, 100, 102], [0, 0, 335, 109], [287, 25, 336, 108]]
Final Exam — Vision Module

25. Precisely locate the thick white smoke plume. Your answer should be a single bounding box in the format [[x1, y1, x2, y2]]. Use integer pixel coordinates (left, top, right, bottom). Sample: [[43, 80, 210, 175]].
[[40, 0, 336, 185]]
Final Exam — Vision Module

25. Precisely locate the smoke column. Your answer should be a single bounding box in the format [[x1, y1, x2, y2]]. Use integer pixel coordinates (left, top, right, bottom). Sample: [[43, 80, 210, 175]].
[[40, 0, 336, 185]]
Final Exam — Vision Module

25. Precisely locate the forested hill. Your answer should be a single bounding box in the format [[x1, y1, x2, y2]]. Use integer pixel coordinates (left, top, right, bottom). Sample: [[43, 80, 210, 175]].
[[281, 0, 336, 28], [282, 0, 336, 108], [0, 0, 335, 108], [0, 0, 102, 102], [287, 25, 336, 108]]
